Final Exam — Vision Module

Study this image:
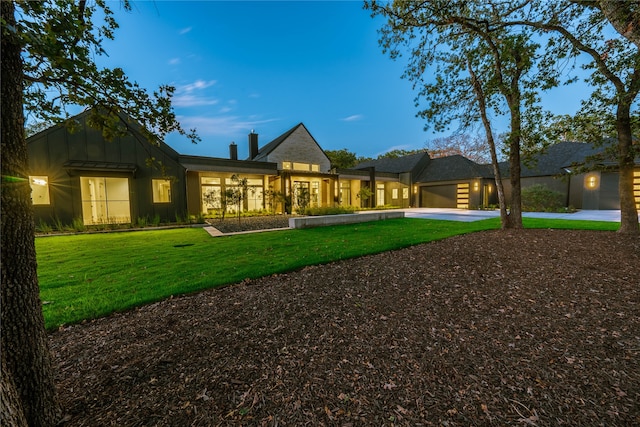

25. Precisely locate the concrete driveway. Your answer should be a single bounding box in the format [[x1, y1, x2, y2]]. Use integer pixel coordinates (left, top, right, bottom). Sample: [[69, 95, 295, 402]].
[[401, 208, 623, 223]]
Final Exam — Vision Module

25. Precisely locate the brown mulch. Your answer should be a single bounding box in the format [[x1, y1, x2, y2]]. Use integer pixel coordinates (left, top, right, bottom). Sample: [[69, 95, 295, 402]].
[[207, 215, 292, 234], [50, 229, 640, 426]]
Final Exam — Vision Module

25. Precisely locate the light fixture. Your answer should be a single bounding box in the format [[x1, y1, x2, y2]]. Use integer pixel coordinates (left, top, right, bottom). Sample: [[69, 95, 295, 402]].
[[586, 175, 598, 189], [473, 181, 479, 191]]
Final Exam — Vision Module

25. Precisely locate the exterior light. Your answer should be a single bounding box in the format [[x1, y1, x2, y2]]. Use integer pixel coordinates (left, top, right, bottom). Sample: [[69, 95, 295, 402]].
[[586, 175, 598, 189], [473, 181, 479, 191], [413, 185, 417, 194]]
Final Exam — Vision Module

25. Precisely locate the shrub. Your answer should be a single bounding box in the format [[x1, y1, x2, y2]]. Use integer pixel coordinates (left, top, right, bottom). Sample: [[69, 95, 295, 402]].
[[37, 219, 52, 233], [72, 217, 85, 232], [304, 206, 356, 216], [521, 184, 565, 212], [51, 215, 64, 232]]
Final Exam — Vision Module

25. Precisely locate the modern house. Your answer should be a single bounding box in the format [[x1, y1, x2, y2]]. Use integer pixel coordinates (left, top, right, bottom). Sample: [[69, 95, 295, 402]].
[[27, 111, 640, 227]]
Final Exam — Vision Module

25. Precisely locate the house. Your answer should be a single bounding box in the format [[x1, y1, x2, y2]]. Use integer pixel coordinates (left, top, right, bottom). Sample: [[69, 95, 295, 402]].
[[27, 111, 640, 227], [516, 141, 633, 210], [27, 112, 188, 226]]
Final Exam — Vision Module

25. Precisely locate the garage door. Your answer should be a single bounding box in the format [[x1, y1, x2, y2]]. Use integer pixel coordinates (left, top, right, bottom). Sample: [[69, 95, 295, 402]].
[[420, 185, 457, 208]]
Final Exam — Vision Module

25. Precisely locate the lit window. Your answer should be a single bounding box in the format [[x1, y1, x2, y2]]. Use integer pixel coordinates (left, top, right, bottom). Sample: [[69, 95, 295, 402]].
[[293, 162, 310, 171], [152, 179, 171, 203], [403, 188, 409, 199], [392, 188, 398, 199], [29, 176, 50, 205], [311, 164, 320, 172], [80, 177, 131, 225], [282, 162, 291, 170], [201, 177, 221, 185]]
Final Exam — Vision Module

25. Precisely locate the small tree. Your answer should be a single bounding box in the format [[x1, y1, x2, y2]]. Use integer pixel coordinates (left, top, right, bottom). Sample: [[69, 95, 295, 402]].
[[227, 175, 256, 224], [295, 186, 311, 214], [356, 186, 373, 208], [264, 186, 286, 215]]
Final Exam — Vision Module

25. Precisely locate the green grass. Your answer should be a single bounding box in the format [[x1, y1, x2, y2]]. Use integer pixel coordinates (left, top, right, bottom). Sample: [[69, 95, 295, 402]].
[[37, 217, 618, 330]]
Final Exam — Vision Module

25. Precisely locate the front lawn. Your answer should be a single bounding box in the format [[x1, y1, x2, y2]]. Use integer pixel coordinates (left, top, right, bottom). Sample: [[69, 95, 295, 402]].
[[37, 217, 618, 329]]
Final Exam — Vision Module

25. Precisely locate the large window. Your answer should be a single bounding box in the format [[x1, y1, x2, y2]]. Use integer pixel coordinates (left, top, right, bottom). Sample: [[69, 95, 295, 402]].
[[282, 161, 320, 172], [457, 183, 470, 209], [339, 181, 351, 206], [80, 177, 131, 225], [29, 176, 50, 205], [201, 177, 221, 214], [376, 183, 385, 206], [152, 179, 171, 203]]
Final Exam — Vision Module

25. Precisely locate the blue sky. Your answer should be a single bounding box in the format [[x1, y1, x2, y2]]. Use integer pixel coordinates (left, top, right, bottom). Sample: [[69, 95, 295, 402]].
[[100, 0, 587, 159]]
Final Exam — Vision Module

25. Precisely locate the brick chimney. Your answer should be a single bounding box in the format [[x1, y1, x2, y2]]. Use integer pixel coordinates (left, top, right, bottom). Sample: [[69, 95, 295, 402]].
[[229, 142, 237, 160], [248, 130, 258, 160]]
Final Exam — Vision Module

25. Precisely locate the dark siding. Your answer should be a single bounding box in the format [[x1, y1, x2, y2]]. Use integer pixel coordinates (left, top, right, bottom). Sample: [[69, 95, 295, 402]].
[[569, 176, 584, 209], [68, 125, 86, 160], [599, 173, 619, 209], [28, 112, 187, 226], [186, 172, 202, 216]]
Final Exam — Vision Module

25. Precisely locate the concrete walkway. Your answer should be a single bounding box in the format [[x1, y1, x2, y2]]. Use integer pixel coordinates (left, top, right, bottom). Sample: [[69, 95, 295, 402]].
[[402, 208, 623, 223]]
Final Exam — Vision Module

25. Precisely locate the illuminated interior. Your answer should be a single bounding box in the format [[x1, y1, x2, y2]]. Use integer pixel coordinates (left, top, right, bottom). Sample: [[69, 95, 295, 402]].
[[152, 179, 171, 203], [80, 177, 131, 225], [634, 170, 640, 209], [29, 175, 50, 205], [457, 183, 470, 208]]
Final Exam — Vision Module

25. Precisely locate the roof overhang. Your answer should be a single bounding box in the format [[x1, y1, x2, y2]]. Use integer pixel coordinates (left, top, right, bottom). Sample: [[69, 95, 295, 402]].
[[64, 161, 137, 176]]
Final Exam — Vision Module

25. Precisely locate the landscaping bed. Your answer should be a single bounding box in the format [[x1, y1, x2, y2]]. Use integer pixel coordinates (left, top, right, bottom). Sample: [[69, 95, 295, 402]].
[[50, 229, 640, 426], [207, 214, 292, 233]]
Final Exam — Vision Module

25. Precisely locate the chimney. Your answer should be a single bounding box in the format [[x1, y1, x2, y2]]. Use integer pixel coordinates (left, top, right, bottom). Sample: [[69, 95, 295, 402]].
[[248, 130, 258, 160], [229, 142, 237, 160]]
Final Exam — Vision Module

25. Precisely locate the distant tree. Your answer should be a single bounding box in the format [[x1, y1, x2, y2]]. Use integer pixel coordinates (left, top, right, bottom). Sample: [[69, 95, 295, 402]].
[[542, 113, 640, 143], [25, 120, 55, 137], [377, 148, 426, 159], [428, 134, 493, 163], [1, 2, 197, 425], [325, 148, 359, 169]]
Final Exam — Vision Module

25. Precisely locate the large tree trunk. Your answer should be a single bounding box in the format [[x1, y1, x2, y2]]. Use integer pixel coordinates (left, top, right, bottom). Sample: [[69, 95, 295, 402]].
[[467, 59, 509, 228], [615, 101, 640, 234], [597, 0, 640, 49], [1, 2, 61, 425], [506, 96, 523, 229]]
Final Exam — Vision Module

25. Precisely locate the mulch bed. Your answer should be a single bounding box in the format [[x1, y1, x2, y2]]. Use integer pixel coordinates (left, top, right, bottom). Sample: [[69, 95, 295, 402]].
[[206, 215, 292, 234], [50, 229, 640, 426]]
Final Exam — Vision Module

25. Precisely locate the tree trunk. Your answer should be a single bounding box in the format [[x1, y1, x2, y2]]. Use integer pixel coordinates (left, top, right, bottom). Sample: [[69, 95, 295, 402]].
[[597, 0, 640, 49], [506, 98, 523, 229], [615, 101, 640, 234], [1, 2, 61, 426], [1, 353, 28, 427], [467, 59, 509, 228]]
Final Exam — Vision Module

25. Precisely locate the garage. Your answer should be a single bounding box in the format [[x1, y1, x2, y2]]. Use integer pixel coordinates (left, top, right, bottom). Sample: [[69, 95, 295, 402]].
[[420, 184, 457, 208]]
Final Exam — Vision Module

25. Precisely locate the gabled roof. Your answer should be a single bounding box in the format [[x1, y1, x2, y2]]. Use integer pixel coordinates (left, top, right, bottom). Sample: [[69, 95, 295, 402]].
[[520, 141, 603, 177], [26, 108, 182, 160], [251, 123, 324, 162], [416, 155, 493, 182], [354, 152, 430, 174]]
